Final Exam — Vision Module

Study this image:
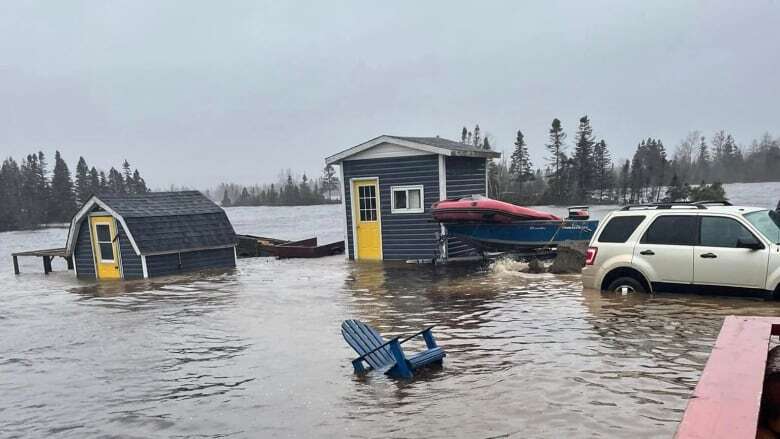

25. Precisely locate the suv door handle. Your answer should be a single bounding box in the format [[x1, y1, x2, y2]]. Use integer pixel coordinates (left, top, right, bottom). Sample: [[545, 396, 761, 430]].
[[639, 250, 655, 256], [700, 253, 717, 259]]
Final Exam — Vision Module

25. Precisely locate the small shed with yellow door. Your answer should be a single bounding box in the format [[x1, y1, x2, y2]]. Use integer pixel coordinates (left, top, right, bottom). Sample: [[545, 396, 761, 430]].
[[65, 191, 236, 280], [326, 135, 500, 261]]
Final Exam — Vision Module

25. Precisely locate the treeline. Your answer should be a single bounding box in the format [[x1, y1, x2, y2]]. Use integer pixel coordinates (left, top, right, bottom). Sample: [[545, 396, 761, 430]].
[[216, 165, 340, 207], [0, 151, 148, 231], [482, 117, 780, 205]]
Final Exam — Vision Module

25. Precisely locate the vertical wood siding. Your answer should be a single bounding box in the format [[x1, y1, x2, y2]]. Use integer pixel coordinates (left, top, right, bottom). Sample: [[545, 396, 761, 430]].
[[73, 219, 96, 279], [342, 155, 440, 260], [117, 225, 143, 279], [445, 156, 488, 257], [146, 247, 235, 277]]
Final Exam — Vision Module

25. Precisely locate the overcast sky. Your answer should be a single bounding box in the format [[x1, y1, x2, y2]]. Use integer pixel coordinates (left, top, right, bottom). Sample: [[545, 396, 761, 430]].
[[1, 1, 778, 188]]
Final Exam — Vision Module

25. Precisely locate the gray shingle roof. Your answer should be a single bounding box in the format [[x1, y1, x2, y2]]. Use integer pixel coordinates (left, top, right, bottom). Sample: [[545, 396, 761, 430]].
[[97, 191, 236, 255], [387, 136, 501, 158]]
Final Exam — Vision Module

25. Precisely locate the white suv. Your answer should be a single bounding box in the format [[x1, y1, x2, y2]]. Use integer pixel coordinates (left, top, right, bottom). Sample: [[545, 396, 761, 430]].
[[582, 202, 780, 297]]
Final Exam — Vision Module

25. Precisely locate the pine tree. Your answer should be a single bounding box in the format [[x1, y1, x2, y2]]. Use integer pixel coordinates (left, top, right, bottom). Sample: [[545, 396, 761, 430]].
[[473, 124, 481, 147], [48, 151, 77, 222], [509, 130, 533, 182], [0, 158, 23, 231], [321, 164, 337, 200], [461, 126, 468, 143], [545, 118, 567, 202], [107, 167, 124, 194], [122, 160, 133, 193], [593, 140, 612, 200], [221, 190, 232, 207], [132, 169, 147, 194], [572, 115, 595, 202], [483, 137, 491, 150], [696, 136, 709, 183], [75, 157, 90, 203]]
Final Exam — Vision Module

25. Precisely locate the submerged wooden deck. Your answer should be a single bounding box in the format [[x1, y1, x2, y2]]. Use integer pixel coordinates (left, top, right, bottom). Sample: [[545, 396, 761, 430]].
[[12, 248, 72, 274]]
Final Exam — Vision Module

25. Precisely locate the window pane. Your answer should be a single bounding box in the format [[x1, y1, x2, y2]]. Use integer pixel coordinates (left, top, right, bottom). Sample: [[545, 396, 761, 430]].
[[99, 243, 114, 261], [745, 210, 780, 243], [394, 190, 407, 209], [700, 216, 756, 248], [408, 189, 421, 209], [96, 224, 111, 242], [641, 216, 698, 245], [598, 216, 645, 243]]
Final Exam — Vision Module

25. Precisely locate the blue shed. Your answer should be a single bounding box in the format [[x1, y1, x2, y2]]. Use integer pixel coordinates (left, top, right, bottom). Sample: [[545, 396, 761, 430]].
[[325, 135, 501, 261], [65, 191, 237, 280]]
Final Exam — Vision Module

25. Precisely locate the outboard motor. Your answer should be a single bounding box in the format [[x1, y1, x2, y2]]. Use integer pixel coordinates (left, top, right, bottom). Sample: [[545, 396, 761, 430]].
[[567, 206, 590, 220]]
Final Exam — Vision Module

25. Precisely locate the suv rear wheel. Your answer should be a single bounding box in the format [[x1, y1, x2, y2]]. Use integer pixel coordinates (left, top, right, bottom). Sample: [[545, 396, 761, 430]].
[[606, 276, 647, 294]]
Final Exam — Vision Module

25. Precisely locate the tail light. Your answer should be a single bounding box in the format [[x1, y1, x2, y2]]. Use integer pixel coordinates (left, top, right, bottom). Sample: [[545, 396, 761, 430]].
[[585, 247, 598, 265]]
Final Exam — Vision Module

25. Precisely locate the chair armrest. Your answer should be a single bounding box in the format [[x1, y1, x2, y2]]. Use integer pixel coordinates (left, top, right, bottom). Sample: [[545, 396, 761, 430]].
[[399, 325, 436, 345], [353, 337, 400, 362]]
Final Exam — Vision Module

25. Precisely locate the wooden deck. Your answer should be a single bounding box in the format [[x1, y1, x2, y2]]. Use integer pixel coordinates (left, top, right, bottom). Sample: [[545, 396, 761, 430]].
[[676, 316, 780, 438], [11, 248, 72, 274]]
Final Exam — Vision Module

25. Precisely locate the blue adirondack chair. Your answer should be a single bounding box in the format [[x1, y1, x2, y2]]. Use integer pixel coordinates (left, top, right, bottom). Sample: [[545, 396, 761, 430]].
[[341, 319, 446, 379]]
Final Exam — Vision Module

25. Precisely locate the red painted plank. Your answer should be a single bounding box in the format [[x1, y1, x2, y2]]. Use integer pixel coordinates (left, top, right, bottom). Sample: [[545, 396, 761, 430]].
[[676, 316, 779, 439]]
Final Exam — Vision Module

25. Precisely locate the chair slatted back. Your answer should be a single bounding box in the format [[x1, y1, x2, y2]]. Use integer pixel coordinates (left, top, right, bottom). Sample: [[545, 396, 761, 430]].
[[341, 320, 395, 370]]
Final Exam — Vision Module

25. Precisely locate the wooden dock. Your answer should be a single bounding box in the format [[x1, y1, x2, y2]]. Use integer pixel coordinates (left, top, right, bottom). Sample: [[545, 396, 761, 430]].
[[12, 248, 73, 274]]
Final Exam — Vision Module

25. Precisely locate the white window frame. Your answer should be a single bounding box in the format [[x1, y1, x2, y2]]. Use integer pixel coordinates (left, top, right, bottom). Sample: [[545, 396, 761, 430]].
[[391, 185, 425, 214]]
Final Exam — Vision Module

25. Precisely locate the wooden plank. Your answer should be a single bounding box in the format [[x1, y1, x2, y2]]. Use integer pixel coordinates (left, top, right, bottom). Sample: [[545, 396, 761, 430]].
[[676, 316, 778, 439], [43, 256, 52, 274]]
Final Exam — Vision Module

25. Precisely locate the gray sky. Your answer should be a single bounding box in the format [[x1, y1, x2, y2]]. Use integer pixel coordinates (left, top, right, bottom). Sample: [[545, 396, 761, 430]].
[[2, 1, 779, 188]]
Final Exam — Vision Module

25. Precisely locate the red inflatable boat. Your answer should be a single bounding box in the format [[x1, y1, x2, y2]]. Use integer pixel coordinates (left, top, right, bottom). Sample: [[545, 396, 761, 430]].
[[431, 196, 561, 223]]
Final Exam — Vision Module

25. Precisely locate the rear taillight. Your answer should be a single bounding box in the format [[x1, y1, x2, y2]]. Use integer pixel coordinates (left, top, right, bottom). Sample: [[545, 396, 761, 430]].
[[585, 247, 598, 265]]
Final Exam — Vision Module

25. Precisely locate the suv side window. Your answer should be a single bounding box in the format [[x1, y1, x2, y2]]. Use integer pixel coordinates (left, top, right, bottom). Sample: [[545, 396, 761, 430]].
[[640, 215, 698, 245], [598, 216, 645, 243], [700, 216, 758, 248]]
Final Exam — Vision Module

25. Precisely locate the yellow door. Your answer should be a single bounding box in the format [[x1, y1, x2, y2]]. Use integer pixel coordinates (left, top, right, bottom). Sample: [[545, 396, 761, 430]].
[[352, 179, 382, 260], [90, 215, 121, 279]]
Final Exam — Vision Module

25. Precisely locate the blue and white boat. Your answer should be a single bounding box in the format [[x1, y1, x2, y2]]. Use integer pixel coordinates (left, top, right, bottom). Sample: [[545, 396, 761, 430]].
[[444, 219, 599, 252]]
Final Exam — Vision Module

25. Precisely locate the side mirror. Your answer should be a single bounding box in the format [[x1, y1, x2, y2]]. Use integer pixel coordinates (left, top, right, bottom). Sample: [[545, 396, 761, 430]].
[[737, 238, 764, 250]]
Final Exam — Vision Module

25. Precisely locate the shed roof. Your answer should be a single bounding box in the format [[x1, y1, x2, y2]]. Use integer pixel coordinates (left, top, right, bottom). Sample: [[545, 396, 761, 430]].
[[65, 191, 236, 256], [325, 135, 500, 164]]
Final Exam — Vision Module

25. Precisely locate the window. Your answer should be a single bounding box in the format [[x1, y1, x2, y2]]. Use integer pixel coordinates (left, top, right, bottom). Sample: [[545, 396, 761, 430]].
[[641, 215, 698, 245], [95, 224, 115, 261], [744, 210, 780, 244], [700, 216, 759, 248], [597, 216, 645, 243], [391, 185, 424, 214], [358, 185, 377, 221]]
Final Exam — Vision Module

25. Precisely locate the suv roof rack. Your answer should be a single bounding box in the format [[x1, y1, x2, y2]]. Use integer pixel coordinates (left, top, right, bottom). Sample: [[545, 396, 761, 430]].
[[692, 200, 732, 206], [620, 202, 707, 211]]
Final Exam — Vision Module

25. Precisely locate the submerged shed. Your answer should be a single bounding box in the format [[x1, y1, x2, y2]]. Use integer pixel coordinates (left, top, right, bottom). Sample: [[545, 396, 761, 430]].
[[326, 135, 500, 261], [65, 191, 237, 280]]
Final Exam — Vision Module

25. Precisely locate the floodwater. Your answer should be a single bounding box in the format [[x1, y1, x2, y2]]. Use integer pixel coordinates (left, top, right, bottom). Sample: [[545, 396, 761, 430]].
[[1, 182, 780, 438]]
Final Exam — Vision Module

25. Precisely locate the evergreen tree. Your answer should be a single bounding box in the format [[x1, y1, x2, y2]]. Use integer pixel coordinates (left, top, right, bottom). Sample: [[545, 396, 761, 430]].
[[321, 164, 338, 200], [89, 167, 101, 196], [572, 116, 596, 202], [593, 140, 612, 200], [509, 130, 533, 182], [473, 124, 481, 147], [0, 158, 23, 231], [665, 173, 690, 201], [221, 190, 232, 207], [107, 167, 124, 194], [545, 118, 567, 201], [122, 160, 133, 193], [75, 157, 90, 203], [48, 151, 77, 222], [132, 169, 147, 194], [696, 136, 710, 183], [461, 126, 468, 143], [483, 137, 491, 150]]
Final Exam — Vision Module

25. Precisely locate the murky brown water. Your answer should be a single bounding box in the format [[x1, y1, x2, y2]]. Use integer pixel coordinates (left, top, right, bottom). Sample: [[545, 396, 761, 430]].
[[2, 183, 780, 438]]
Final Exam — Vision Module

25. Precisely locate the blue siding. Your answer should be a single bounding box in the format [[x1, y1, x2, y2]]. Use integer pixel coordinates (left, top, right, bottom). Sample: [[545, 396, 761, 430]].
[[146, 247, 235, 277], [117, 225, 143, 280], [342, 155, 440, 260], [74, 219, 96, 279], [445, 156, 488, 258]]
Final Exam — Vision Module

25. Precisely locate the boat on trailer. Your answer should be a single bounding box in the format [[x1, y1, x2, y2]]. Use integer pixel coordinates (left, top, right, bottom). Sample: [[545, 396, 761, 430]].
[[434, 196, 598, 254]]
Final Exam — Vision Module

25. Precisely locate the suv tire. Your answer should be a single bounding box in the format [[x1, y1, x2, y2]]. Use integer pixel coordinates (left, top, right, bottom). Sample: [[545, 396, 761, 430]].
[[606, 276, 646, 294]]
